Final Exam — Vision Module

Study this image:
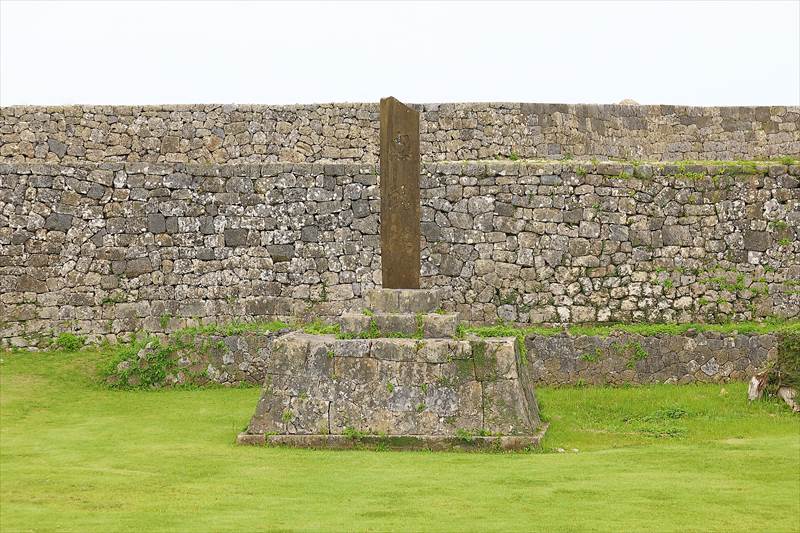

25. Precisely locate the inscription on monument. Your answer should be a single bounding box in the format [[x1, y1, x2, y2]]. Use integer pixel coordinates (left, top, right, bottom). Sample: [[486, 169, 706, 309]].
[[380, 96, 421, 289]]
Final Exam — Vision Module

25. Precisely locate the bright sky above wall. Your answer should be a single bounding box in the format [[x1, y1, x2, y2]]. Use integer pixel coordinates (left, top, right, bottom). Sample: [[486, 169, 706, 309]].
[[1, 0, 798, 106]]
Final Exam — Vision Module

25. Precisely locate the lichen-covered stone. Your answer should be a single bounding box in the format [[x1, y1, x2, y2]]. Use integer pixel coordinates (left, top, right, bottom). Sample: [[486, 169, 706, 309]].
[[242, 331, 541, 440], [525, 331, 777, 385], [2, 103, 797, 165], [1, 160, 798, 347]]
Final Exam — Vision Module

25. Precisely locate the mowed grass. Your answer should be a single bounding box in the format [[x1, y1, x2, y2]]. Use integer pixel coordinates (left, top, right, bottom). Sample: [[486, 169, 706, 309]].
[[1, 349, 798, 533]]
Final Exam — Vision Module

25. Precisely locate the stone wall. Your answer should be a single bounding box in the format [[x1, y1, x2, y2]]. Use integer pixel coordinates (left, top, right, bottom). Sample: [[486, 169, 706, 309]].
[[2, 103, 798, 165], [1, 160, 798, 346], [109, 329, 290, 388], [109, 329, 778, 388], [526, 330, 776, 385]]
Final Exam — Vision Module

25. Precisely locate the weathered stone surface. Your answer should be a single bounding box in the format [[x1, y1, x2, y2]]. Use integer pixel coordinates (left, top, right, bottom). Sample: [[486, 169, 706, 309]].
[[3, 103, 797, 165], [744, 230, 771, 252], [525, 331, 777, 385], [237, 429, 548, 451], [224, 228, 248, 247], [105, 330, 289, 388], [365, 289, 441, 313], [338, 312, 458, 338], [242, 332, 541, 442], [43, 213, 73, 232], [380, 97, 421, 289], [423, 313, 459, 338], [1, 159, 798, 347]]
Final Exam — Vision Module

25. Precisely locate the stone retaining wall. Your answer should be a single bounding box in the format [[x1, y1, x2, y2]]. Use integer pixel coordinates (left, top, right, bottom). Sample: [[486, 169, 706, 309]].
[[2, 103, 797, 165], [1, 160, 798, 346], [526, 331, 776, 385], [109, 330, 778, 387], [109, 329, 290, 388]]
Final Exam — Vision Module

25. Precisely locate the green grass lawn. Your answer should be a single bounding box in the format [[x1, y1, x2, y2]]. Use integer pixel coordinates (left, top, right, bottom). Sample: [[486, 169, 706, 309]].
[[1, 349, 798, 533]]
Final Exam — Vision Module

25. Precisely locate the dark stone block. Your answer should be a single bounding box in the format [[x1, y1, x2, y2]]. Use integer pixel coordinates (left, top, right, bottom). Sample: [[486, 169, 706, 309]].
[[10, 231, 31, 245], [44, 213, 73, 232], [421, 222, 442, 242], [743, 230, 770, 252], [147, 214, 166, 234], [267, 244, 295, 262], [160, 136, 180, 154], [47, 139, 67, 158], [87, 184, 106, 200], [301, 226, 319, 242], [198, 216, 215, 235], [126, 258, 153, 277], [165, 216, 179, 234], [563, 209, 583, 224], [15, 274, 47, 293], [197, 248, 215, 261], [662, 225, 692, 246], [224, 228, 249, 247]]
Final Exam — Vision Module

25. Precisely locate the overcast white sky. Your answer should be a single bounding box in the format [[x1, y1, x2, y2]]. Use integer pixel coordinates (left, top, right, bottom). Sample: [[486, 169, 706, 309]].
[[1, 0, 798, 107]]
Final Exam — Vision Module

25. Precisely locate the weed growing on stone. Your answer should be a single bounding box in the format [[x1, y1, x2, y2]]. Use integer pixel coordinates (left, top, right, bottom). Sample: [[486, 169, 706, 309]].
[[343, 426, 365, 439], [465, 319, 800, 340], [770, 221, 789, 231], [100, 293, 127, 306], [54, 333, 85, 352], [579, 348, 603, 363], [302, 320, 340, 335], [622, 342, 649, 369]]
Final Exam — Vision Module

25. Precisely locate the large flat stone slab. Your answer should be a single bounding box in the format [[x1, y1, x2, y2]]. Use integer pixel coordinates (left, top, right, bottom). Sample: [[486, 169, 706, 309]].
[[365, 288, 441, 313], [240, 331, 543, 450], [339, 311, 458, 338]]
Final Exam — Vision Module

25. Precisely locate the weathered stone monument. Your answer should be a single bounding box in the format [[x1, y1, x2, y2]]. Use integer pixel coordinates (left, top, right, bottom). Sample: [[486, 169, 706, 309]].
[[238, 98, 545, 450], [379, 96, 421, 289]]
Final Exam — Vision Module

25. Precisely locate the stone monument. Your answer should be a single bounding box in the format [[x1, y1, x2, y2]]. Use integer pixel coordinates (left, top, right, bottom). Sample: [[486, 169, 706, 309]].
[[237, 98, 545, 450]]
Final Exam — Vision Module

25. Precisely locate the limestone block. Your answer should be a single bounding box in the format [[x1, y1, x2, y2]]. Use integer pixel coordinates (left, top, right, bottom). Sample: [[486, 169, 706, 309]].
[[241, 332, 542, 445], [365, 289, 441, 313]]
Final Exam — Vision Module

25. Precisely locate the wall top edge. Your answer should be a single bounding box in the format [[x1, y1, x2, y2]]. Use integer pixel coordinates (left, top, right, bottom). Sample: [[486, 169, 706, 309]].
[[2, 102, 799, 113]]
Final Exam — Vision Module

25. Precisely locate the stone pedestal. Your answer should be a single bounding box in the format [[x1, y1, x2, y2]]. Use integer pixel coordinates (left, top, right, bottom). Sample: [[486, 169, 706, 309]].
[[340, 288, 459, 338], [238, 289, 546, 450]]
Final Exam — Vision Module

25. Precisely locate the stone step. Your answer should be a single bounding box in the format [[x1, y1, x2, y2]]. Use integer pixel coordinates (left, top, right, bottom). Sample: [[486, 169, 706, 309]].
[[364, 288, 442, 314], [339, 311, 458, 338]]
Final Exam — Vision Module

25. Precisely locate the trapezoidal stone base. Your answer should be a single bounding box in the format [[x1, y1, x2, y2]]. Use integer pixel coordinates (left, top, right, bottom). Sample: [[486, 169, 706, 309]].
[[238, 331, 544, 451]]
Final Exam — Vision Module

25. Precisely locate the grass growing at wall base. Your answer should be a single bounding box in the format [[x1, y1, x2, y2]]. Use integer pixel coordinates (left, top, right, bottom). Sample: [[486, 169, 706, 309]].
[[42, 318, 800, 389], [464, 318, 800, 339], [1, 348, 799, 532]]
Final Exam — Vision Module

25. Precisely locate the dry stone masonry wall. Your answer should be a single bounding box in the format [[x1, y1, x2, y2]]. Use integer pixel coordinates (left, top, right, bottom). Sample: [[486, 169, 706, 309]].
[[2, 103, 798, 165], [526, 330, 777, 385], [1, 160, 798, 347], [108, 329, 779, 388]]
